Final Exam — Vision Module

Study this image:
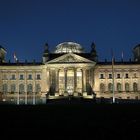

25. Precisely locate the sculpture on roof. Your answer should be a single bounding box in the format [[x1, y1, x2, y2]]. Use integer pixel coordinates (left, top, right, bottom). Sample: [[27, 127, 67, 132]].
[[90, 42, 98, 61], [0, 45, 7, 63], [42, 42, 49, 63]]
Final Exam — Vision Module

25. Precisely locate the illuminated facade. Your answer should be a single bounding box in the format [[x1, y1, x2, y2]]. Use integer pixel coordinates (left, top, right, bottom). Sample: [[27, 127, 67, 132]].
[[0, 42, 140, 104]]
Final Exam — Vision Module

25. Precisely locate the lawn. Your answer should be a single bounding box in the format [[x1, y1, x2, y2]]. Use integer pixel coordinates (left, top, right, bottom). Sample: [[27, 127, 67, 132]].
[[0, 101, 140, 138]]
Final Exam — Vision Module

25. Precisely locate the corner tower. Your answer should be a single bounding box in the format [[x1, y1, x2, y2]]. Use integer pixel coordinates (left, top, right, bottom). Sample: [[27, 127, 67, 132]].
[[0, 46, 7, 63], [133, 44, 140, 62], [42, 43, 49, 63]]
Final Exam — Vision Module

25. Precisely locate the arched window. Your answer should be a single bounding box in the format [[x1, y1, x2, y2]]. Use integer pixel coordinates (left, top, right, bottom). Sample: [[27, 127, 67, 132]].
[[108, 83, 113, 92], [11, 84, 16, 93], [117, 83, 121, 92], [100, 83, 105, 93], [35, 84, 41, 93], [2, 84, 8, 94], [125, 83, 129, 92], [19, 84, 24, 94], [27, 84, 33, 94], [133, 82, 138, 92]]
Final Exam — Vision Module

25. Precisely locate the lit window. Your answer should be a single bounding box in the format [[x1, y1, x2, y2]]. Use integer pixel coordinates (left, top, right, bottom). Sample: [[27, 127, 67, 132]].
[[11, 84, 16, 93], [19, 84, 24, 94], [2, 84, 8, 94], [117, 83, 121, 92], [27, 84, 33, 93], [125, 83, 129, 92], [35, 84, 41, 93], [108, 83, 113, 92], [133, 82, 138, 92], [100, 83, 105, 93]]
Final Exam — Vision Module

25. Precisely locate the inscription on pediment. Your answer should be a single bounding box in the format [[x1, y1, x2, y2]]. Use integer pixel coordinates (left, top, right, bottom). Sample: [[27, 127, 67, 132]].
[[59, 55, 84, 62]]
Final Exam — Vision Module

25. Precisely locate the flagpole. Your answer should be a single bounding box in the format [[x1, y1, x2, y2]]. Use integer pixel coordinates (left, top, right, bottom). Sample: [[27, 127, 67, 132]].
[[25, 72, 27, 105], [121, 51, 124, 62], [112, 50, 115, 103], [17, 73, 19, 105], [14, 52, 18, 63]]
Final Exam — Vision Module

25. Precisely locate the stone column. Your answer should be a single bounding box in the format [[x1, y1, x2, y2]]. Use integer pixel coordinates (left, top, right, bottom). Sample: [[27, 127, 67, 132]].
[[25, 71, 27, 105], [74, 68, 77, 91], [81, 69, 83, 92], [16, 71, 19, 105], [90, 68, 93, 89], [47, 68, 50, 92], [0, 70, 2, 101], [138, 69, 140, 99], [82, 69, 87, 96], [55, 69, 59, 96], [49, 69, 52, 94], [33, 71, 36, 105], [64, 68, 67, 95], [89, 69, 91, 86], [122, 70, 125, 94], [74, 68, 78, 96]]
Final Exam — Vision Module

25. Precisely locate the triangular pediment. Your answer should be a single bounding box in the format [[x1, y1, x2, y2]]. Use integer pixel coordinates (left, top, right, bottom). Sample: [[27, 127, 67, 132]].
[[46, 53, 95, 64]]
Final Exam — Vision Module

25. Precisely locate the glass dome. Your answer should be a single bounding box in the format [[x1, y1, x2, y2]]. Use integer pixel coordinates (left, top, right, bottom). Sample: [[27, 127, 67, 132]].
[[55, 42, 84, 53]]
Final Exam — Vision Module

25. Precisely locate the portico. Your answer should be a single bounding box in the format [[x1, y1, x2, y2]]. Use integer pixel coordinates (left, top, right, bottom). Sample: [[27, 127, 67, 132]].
[[47, 63, 95, 98], [50, 67, 84, 96]]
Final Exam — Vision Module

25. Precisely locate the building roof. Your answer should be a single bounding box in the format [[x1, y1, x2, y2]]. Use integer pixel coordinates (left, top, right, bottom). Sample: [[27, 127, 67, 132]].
[[54, 42, 84, 53], [0, 45, 6, 53], [97, 61, 140, 65], [0, 62, 43, 66], [133, 44, 140, 50], [48, 53, 93, 61], [0, 60, 140, 66]]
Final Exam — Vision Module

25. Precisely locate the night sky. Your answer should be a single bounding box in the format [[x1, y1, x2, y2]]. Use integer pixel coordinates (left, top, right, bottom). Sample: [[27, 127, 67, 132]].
[[0, 0, 140, 62]]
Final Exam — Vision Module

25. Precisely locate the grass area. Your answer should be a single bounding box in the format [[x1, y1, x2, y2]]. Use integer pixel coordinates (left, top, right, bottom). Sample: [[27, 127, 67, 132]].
[[0, 102, 140, 138]]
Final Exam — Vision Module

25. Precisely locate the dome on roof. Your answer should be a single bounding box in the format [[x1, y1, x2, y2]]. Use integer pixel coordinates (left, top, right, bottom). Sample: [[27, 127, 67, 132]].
[[54, 42, 84, 53]]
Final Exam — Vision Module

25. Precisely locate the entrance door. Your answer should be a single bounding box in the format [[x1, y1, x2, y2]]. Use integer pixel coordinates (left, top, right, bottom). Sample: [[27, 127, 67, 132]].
[[67, 70, 74, 95], [59, 70, 64, 95]]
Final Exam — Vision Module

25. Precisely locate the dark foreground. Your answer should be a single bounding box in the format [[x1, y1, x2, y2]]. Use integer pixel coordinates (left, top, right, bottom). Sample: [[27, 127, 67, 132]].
[[0, 100, 140, 139]]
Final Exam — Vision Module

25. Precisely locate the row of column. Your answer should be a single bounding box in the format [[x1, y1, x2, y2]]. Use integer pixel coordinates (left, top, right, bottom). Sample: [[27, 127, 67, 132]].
[[49, 68, 91, 94]]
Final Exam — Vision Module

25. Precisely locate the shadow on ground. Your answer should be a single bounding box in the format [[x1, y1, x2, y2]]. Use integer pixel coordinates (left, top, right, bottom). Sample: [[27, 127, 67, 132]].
[[0, 100, 140, 138]]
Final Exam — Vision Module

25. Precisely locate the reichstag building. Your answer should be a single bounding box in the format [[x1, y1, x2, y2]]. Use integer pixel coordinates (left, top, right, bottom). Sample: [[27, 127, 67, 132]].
[[0, 42, 140, 104]]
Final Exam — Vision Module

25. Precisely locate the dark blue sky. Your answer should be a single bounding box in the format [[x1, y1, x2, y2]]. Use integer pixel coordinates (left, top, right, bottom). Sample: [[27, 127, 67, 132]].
[[0, 0, 140, 62]]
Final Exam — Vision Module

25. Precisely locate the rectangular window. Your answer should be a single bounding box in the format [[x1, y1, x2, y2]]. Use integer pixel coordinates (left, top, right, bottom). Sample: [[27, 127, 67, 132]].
[[36, 74, 41, 80], [100, 74, 104, 79], [11, 74, 16, 80], [117, 74, 120, 78], [125, 73, 129, 78], [109, 74, 112, 79], [19, 74, 24, 80], [28, 74, 32, 80]]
